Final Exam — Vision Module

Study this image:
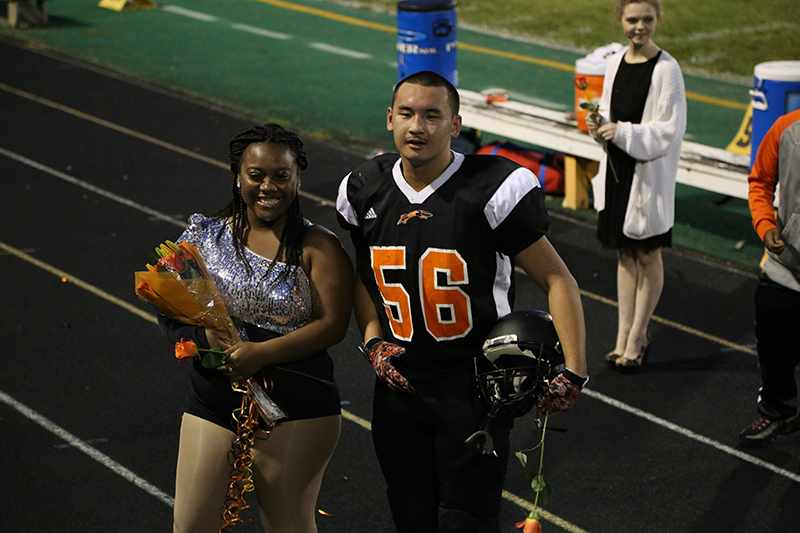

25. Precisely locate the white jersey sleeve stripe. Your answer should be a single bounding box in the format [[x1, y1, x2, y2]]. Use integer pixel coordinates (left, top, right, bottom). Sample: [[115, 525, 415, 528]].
[[483, 167, 541, 230], [492, 252, 513, 319], [336, 172, 360, 228]]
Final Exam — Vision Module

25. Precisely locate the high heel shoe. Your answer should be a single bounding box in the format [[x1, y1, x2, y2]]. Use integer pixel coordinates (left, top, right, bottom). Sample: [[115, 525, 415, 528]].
[[604, 351, 622, 368], [615, 336, 650, 373]]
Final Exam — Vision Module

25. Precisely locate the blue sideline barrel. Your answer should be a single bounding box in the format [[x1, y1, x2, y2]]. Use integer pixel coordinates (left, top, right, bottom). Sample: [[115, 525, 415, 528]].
[[749, 61, 800, 167], [396, 0, 457, 86]]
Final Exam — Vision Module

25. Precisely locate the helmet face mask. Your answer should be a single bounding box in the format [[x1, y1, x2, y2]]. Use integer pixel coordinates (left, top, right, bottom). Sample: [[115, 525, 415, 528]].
[[475, 311, 565, 417]]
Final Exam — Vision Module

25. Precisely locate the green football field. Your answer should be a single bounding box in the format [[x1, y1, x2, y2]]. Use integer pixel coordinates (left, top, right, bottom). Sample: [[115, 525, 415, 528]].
[[344, 0, 800, 81], [343, 0, 800, 82]]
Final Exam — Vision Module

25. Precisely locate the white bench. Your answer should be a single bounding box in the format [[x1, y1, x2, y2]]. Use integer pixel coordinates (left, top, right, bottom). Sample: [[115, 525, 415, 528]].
[[458, 88, 750, 210]]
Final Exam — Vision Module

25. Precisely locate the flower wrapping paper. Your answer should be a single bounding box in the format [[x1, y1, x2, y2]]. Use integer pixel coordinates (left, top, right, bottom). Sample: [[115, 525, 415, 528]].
[[134, 241, 240, 343]]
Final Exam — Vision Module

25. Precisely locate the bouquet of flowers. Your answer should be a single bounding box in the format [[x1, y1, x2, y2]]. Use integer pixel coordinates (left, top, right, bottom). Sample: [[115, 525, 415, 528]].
[[134, 240, 240, 343]]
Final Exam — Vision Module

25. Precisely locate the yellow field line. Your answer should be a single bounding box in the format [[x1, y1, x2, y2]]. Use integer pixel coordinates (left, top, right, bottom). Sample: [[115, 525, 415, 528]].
[[0, 82, 229, 171], [252, 0, 747, 110], [253, 0, 397, 33], [458, 42, 576, 72], [686, 90, 748, 110], [578, 288, 756, 355], [0, 240, 155, 324], [503, 490, 590, 533], [0, 81, 337, 207]]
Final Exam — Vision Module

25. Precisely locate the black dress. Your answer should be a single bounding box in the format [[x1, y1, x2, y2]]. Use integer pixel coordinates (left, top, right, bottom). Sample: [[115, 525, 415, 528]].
[[597, 50, 672, 250]]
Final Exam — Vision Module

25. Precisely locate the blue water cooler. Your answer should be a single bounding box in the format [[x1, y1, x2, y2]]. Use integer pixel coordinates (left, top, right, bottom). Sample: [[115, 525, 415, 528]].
[[749, 61, 800, 167], [396, 0, 457, 86]]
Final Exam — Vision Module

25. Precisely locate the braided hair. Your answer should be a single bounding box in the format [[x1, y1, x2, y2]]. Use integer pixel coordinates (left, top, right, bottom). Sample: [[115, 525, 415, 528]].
[[219, 123, 309, 285]]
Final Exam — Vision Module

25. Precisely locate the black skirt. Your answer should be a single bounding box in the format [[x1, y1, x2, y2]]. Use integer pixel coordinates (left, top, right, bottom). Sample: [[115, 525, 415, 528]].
[[597, 51, 672, 251], [186, 323, 341, 432]]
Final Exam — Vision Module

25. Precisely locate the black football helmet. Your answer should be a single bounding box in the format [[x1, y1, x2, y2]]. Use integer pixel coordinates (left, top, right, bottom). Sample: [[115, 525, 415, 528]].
[[475, 310, 566, 417]]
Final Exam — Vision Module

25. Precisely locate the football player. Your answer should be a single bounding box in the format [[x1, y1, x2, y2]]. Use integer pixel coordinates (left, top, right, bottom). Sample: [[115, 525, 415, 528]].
[[336, 70, 588, 532]]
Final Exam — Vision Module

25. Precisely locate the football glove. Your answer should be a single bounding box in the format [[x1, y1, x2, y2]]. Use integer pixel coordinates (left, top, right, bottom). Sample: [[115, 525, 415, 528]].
[[359, 338, 414, 393], [537, 369, 587, 414]]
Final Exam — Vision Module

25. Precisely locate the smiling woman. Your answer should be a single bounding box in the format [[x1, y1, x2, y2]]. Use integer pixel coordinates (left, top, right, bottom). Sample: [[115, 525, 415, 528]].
[[585, 0, 686, 373], [157, 123, 355, 533]]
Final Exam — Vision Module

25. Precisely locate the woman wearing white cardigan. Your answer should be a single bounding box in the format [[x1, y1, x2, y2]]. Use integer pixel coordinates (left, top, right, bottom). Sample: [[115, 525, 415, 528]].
[[587, 0, 686, 371]]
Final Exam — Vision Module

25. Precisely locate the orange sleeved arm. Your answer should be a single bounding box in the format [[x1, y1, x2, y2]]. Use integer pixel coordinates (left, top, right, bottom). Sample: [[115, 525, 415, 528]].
[[748, 114, 790, 242]]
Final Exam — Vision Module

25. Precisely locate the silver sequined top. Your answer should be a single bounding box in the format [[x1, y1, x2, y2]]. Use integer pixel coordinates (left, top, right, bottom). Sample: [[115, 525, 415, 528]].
[[178, 214, 313, 337]]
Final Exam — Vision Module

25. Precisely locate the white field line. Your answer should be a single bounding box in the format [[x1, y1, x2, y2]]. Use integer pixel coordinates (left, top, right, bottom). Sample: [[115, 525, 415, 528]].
[[309, 42, 373, 59], [583, 388, 800, 484], [661, 22, 797, 43], [0, 389, 175, 507], [231, 23, 292, 40], [162, 5, 373, 61], [0, 147, 185, 229], [161, 5, 219, 22]]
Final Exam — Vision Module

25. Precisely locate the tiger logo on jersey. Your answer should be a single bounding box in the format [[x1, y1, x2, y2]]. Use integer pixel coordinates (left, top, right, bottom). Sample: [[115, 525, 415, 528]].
[[397, 209, 434, 225]]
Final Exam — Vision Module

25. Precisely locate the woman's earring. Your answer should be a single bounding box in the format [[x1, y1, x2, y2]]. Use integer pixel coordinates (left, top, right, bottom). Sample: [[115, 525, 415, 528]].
[[297, 182, 301, 191], [236, 181, 241, 189]]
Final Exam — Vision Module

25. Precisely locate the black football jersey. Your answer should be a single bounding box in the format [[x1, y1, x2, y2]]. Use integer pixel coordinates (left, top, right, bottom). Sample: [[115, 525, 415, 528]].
[[337, 152, 549, 379]]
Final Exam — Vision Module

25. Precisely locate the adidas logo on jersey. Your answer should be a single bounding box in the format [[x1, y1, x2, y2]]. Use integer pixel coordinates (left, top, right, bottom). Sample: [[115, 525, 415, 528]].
[[365, 207, 377, 220]]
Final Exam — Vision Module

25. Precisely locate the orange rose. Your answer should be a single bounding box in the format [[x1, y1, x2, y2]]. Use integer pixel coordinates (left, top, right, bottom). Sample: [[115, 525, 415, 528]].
[[177, 242, 196, 260], [515, 518, 542, 533], [158, 251, 185, 273], [574, 76, 589, 91], [175, 338, 198, 361]]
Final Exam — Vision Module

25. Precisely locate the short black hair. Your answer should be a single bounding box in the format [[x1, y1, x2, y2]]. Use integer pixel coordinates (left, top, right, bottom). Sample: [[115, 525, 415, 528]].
[[392, 71, 460, 116]]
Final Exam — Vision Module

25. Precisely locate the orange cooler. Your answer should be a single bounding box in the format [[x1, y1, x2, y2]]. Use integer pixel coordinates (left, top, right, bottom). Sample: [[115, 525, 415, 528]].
[[574, 58, 606, 132]]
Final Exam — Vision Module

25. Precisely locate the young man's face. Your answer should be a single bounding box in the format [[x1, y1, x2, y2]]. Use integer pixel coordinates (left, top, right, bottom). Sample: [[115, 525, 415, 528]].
[[387, 82, 461, 171]]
